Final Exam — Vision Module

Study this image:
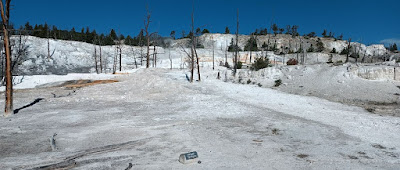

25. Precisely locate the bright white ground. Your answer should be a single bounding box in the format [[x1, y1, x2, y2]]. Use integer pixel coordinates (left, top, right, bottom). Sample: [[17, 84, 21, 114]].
[[0, 68, 399, 169]]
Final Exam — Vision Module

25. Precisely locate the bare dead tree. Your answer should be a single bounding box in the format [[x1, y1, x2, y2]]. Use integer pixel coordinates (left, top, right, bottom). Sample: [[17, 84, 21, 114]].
[[192, 7, 201, 81], [233, 9, 239, 76], [188, 13, 195, 82], [345, 38, 352, 63], [212, 37, 215, 70], [94, 44, 98, 74], [119, 46, 122, 71], [139, 30, 143, 66], [128, 42, 138, 69], [113, 46, 118, 74], [99, 41, 103, 73], [0, 0, 12, 115], [179, 44, 193, 79], [47, 30, 55, 59], [144, 6, 151, 68], [153, 45, 156, 67], [10, 29, 29, 74], [225, 40, 228, 66]]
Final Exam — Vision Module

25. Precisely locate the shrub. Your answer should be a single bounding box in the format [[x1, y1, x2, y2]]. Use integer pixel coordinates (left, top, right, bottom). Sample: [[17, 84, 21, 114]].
[[250, 57, 270, 71], [262, 42, 268, 49], [247, 79, 252, 84], [330, 48, 337, 53], [286, 58, 298, 65], [340, 48, 350, 55], [307, 45, 315, 52], [224, 62, 230, 68], [237, 61, 243, 69], [316, 41, 324, 52], [274, 79, 282, 87]]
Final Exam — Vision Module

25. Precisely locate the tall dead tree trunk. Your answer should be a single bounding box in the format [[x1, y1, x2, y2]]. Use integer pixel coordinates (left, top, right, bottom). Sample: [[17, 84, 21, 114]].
[[345, 38, 352, 63], [46, 30, 55, 60], [139, 31, 143, 66], [153, 45, 156, 67], [1, 0, 12, 115], [233, 9, 239, 76], [113, 46, 118, 74], [195, 42, 200, 81], [212, 39, 215, 70], [94, 45, 98, 74], [225, 40, 228, 66], [191, 8, 200, 81], [47, 32, 50, 59], [99, 45, 102, 73], [119, 47, 122, 72], [144, 7, 151, 68]]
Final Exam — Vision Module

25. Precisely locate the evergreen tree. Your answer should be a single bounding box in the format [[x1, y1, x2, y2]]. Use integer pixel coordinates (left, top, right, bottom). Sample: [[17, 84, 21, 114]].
[[307, 32, 316, 37], [279, 28, 284, 34], [224, 27, 230, 34], [271, 24, 278, 35], [51, 25, 58, 39], [244, 35, 258, 51], [85, 27, 91, 43], [262, 42, 268, 49], [322, 29, 327, 37], [195, 27, 201, 36], [170, 30, 176, 39], [228, 38, 241, 52], [291, 25, 299, 37], [119, 34, 125, 40], [24, 22, 33, 35], [136, 29, 145, 46], [110, 29, 118, 40], [259, 28, 268, 35], [125, 35, 134, 45], [202, 29, 210, 34], [103, 35, 114, 45], [390, 43, 398, 52]]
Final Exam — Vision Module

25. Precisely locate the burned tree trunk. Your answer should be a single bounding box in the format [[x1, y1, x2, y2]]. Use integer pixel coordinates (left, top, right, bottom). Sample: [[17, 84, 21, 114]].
[[233, 9, 239, 76], [119, 47, 122, 72], [1, 0, 12, 115], [94, 45, 98, 74], [191, 10, 200, 81], [144, 7, 151, 68], [345, 38, 352, 63]]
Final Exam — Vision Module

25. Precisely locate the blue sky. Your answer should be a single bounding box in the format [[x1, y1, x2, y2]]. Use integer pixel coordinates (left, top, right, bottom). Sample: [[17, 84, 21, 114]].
[[11, 0, 400, 45]]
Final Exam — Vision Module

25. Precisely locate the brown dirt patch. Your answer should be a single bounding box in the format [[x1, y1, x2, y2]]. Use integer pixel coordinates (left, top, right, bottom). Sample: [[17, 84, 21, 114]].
[[63, 80, 118, 88]]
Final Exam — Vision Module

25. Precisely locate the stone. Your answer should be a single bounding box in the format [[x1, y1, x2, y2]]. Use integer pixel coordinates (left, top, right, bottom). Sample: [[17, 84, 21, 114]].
[[179, 151, 199, 164]]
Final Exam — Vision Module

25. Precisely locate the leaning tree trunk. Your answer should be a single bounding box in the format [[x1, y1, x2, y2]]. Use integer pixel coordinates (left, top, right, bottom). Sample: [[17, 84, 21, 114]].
[[193, 36, 200, 81]]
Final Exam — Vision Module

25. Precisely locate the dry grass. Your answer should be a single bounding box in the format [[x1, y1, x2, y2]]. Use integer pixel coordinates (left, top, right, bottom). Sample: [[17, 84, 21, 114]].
[[63, 80, 118, 88]]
